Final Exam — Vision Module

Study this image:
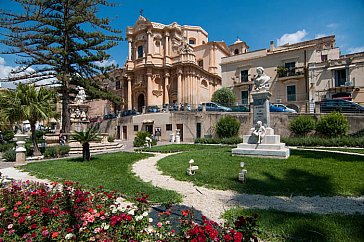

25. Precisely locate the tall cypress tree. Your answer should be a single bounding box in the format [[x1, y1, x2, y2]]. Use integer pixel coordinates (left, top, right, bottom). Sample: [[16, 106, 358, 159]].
[[0, 0, 122, 133]]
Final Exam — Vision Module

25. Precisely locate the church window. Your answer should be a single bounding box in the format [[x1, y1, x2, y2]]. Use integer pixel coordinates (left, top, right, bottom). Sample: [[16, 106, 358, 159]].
[[189, 38, 196, 45], [198, 60, 203, 68], [234, 49, 239, 55], [137, 45, 143, 58]]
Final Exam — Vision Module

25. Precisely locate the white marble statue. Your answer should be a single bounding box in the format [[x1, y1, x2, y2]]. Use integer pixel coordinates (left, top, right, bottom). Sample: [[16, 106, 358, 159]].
[[253, 67, 270, 91], [75, 86, 86, 104], [251, 121, 266, 144]]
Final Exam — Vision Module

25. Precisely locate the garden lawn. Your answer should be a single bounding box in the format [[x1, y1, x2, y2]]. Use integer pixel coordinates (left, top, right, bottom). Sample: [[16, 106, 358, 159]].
[[157, 146, 364, 196], [224, 208, 364, 242], [304, 147, 364, 154], [21, 152, 182, 204]]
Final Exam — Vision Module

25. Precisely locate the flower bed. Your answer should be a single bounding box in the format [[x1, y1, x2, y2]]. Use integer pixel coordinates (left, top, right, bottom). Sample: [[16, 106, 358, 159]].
[[0, 179, 259, 241]]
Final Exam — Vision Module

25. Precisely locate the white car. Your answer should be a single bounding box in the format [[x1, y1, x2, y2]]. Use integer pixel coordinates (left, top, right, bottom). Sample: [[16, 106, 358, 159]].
[[272, 104, 297, 113]]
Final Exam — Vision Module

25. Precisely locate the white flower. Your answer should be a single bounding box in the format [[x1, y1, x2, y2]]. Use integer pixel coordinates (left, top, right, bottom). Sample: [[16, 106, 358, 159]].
[[142, 211, 148, 217], [65, 233, 74, 240], [115, 197, 124, 204], [117, 206, 125, 212], [149, 218, 153, 223], [135, 215, 143, 221], [128, 209, 135, 216], [101, 223, 110, 230], [109, 205, 116, 210]]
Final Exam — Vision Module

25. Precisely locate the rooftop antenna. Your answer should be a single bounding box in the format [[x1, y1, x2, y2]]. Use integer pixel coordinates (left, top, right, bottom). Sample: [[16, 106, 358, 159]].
[[139, 9, 144, 16]]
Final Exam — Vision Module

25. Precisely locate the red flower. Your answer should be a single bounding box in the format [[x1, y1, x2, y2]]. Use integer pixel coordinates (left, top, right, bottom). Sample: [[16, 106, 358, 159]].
[[18, 217, 25, 224], [30, 224, 37, 230], [182, 210, 189, 217], [224, 234, 232, 241], [29, 210, 36, 216], [52, 232, 59, 239], [233, 232, 243, 242], [13, 212, 20, 218]]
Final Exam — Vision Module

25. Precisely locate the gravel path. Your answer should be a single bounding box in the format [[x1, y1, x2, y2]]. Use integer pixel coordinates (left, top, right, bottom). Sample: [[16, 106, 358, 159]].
[[132, 153, 364, 223]]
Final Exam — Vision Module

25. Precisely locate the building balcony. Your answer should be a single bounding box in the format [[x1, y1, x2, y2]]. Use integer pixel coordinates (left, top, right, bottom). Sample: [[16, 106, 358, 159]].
[[277, 66, 305, 80]]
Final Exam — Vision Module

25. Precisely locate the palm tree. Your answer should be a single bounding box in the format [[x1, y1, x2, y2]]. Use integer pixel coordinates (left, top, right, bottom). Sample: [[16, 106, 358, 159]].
[[72, 126, 101, 161], [0, 84, 58, 156]]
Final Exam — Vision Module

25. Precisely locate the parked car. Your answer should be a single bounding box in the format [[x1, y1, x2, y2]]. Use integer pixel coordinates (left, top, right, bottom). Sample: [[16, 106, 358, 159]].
[[272, 104, 297, 113], [230, 105, 250, 112], [198, 102, 232, 112], [320, 99, 364, 113], [121, 109, 140, 117], [147, 106, 160, 113], [269, 104, 286, 112], [103, 113, 117, 120]]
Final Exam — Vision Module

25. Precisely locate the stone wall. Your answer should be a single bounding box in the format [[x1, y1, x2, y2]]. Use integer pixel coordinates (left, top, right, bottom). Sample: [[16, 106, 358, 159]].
[[113, 112, 364, 142]]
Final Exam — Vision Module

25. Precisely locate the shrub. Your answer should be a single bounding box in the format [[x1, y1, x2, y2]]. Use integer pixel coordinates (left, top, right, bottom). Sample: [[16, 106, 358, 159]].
[[289, 115, 316, 136], [0, 142, 15, 153], [43, 145, 70, 158], [282, 136, 364, 147], [316, 112, 349, 137], [211, 87, 236, 107], [133, 131, 157, 147], [107, 135, 115, 142], [215, 115, 240, 138], [2, 129, 14, 142], [3, 148, 15, 162], [194, 137, 243, 145]]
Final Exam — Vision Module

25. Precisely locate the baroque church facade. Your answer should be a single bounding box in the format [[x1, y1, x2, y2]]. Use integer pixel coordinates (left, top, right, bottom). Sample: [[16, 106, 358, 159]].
[[122, 15, 230, 112]]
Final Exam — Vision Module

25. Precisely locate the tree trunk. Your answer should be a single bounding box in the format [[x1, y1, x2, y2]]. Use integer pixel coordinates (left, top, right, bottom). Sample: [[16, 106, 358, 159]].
[[62, 82, 71, 134], [30, 122, 41, 156], [82, 142, 90, 161]]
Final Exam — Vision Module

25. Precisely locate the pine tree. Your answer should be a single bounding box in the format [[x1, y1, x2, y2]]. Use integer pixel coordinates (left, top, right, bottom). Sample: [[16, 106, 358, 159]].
[[0, 0, 122, 133]]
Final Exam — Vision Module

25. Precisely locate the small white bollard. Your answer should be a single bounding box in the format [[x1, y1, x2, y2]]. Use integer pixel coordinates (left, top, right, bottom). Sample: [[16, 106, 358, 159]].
[[145, 137, 152, 148], [238, 162, 247, 183], [187, 159, 199, 176]]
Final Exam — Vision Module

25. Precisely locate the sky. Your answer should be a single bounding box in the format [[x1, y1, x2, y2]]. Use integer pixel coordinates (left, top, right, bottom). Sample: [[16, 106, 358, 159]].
[[1, 0, 364, 87]]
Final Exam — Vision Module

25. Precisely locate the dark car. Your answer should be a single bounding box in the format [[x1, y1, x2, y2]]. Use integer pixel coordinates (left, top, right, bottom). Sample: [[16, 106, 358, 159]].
[[320, 99, 364, 113], [230, 105, 250, 112], [121, 109, 140, 117], [147, 106, 160, 113], [269, 104, 285, 112], [198, 102, 232, 112]]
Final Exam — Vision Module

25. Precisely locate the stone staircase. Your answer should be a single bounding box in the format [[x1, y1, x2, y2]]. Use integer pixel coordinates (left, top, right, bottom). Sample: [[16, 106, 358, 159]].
[[68, 141, 125, 155]]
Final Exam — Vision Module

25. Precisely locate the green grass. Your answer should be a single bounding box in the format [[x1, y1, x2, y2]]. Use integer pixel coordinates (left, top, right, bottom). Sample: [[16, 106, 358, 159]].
[[157, 147, 364, 196], [135, 144, 228, 153], [21, 152, 182, 204], [224, 208, 364, 242], [304, 147, 364, 154]]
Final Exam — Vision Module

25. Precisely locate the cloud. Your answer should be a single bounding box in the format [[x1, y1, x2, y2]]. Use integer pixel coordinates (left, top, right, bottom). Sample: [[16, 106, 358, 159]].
[[327, 23, 338, 28], [347, 46, 364, 54], [94, 59, 118, 68], [315, 33, 327, 39], [0, 57, 15, 80], [277, 29, 308, 46]]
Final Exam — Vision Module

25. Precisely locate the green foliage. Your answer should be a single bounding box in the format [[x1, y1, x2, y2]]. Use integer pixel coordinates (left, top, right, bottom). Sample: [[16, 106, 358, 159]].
[[215, 115, 240, 138], [133, 131, 157, 147], [211, 87, 236, 107], [43, 145, 70, 158], [3, 148, 15, 162], [195, 137, 243, 144], [72, 127, 101, 145], [282, 136, 364, 147], [289, 115, 316, 136], [107, 135, 115, 142], [0, 142, 15, 153], [316, 112, 349, 137], [2, 129, 14, 142]]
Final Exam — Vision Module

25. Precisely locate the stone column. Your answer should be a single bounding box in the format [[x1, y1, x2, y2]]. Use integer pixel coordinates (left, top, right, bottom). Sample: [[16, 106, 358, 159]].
[[128, 38, 132, 61], [164, 72, 170, 104], [177, 69, 182, 104], [147, 72, 153, 107], [15, 134, 27, 165], [127, 77, 132, 110]]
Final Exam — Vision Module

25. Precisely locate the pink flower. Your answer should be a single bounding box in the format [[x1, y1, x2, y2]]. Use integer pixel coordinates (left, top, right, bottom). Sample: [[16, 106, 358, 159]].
[[157, 222, 163, 228], [7, 224, 13, 229]]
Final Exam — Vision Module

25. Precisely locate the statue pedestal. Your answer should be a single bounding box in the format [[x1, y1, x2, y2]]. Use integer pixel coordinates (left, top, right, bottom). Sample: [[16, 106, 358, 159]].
[[15, 134, 28, 164], [232, 90, 290, 159], [69, 103, 90, 132]]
